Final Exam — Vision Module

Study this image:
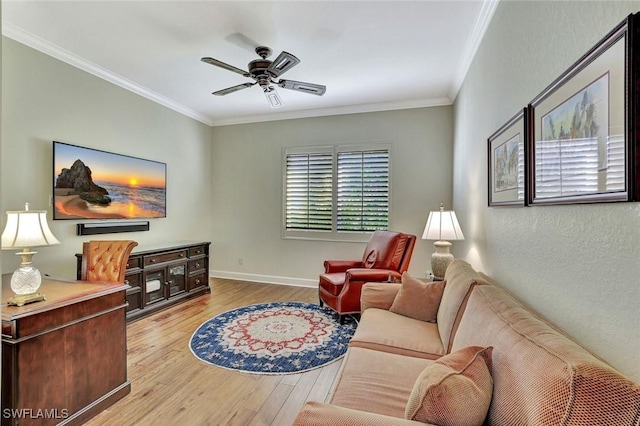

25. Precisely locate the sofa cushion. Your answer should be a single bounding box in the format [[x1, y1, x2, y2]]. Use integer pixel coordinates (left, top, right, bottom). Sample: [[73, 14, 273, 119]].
[[350, 308, 445, 359], [330, 347, 433, 418], [389, 273, 445, 323], [360, 282, 402, 312], [405, 346, 493, 426], [438, 259, 490, 352], [452, 285, 640, 425], [294, 402, 432, 426]]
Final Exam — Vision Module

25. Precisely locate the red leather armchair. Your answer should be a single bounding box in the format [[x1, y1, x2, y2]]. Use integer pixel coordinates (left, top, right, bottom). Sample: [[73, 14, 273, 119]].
[[319, 231, 416, 323]]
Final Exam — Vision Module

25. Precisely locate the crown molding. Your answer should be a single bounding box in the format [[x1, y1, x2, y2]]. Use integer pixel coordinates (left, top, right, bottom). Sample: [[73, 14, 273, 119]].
[[449, 0, 500, 101], [2, 21, 216, 126], [209, 97, 452, 127]]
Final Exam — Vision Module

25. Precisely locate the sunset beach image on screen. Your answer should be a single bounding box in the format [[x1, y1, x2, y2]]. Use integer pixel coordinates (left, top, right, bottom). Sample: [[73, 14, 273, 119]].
[[53, 141, 167, 220]]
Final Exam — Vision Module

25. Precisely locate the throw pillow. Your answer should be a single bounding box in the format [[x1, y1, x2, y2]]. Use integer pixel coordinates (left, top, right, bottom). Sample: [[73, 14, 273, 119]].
[[389, 273, 446, 322], [405, 346, 493, 426]]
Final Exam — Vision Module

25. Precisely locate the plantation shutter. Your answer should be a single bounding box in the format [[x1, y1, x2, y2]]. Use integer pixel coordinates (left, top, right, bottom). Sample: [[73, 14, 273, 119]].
[[336, 149, 389, 231], [285, 151, 333, 231]]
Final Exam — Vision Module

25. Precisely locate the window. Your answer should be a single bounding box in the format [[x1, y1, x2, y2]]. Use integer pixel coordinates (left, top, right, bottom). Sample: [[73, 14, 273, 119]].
[[283, 144, 391, 240], [337, 149, 389, 231], [284, 150, 333, 231]]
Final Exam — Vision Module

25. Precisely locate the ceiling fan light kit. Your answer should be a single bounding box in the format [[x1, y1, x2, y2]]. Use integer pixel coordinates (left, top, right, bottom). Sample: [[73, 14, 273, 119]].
[[202, 45, 326, 108], [264, 86, 283, 109]]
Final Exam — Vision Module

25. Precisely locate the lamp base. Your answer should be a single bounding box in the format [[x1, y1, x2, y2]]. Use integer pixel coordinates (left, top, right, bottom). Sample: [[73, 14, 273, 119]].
[[7, 292, 47, 307], [431, 240, 454, 280]]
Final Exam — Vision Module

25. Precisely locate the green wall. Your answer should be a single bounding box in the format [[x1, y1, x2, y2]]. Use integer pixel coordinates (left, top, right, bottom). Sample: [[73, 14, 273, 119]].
[[453, 0, 640, 381], [211, 106, 454, 285], [1, 37, 213, 279]]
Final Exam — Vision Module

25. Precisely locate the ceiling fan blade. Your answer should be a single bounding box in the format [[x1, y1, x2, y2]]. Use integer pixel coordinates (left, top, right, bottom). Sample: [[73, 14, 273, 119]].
[[267, 51, 300, 77], [278, 80, 326, 96], [212, 82, 256, 96], [201, 57, 250, 77]]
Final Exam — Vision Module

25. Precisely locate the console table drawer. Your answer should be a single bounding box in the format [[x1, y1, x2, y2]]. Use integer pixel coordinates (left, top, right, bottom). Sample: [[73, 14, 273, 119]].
[[189, 259, 206, 274], [188, 273, 208, 291], [189, 245, 207, 257], [144, 250, 187, 267], [126, 288, 142, 312], [126, 256, 141, 270], [124, 273, 141, 288]]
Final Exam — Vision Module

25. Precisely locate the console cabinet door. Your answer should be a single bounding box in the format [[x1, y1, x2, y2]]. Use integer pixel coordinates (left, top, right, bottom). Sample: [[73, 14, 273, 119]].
[[167, 264, 186, 297], [145, 269, 166, 305]]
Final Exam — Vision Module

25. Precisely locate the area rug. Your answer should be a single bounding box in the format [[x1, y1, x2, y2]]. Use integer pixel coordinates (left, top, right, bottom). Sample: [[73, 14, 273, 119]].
[[189, 302, 357, 374]]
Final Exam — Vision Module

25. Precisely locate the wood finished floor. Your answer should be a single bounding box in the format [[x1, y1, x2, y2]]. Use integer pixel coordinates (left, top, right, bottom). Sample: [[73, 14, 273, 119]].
[[85, 278, 341, 426]]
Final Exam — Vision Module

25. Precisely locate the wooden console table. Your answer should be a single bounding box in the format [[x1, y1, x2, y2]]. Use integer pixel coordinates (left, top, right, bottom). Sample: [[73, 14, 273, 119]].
[[76, 241, 211, 322], [1, 275, 130, 426]]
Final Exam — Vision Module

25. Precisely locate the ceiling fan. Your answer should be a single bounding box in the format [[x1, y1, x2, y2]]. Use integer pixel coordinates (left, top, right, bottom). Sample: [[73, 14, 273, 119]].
[[201, 46, 326, 109]]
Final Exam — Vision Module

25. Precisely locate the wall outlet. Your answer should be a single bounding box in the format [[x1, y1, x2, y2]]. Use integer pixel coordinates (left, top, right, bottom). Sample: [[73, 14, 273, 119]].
[[238, 258, 243, 265]]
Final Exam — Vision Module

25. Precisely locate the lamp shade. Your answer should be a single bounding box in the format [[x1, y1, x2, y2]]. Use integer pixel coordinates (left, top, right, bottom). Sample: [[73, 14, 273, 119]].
[[1, 204, 61, 249], [422, 204, 464, 241]]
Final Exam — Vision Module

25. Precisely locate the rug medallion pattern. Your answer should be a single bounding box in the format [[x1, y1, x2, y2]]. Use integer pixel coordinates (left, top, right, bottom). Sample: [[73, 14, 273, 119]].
[[189, 302, 356, 374]]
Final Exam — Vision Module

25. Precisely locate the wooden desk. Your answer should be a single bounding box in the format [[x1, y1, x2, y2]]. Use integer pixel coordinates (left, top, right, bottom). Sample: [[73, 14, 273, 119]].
[[1, 275, 130, 426]]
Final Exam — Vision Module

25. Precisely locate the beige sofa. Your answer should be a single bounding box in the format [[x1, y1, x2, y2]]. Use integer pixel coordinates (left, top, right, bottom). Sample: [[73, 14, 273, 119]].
[[294, 260, 640, 425]]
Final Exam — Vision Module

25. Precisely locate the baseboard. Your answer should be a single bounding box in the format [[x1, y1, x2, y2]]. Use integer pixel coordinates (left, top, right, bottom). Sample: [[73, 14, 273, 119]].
[[210, 270, 316, 288]]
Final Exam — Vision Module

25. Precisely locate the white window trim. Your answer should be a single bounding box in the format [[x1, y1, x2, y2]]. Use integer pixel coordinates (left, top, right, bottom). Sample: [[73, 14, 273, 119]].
[[282, 142, 392, 242]]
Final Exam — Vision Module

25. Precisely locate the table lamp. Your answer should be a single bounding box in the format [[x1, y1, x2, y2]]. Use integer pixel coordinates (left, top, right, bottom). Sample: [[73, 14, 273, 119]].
[[422, 203, 464, 280], [1, 203, 61, 306]]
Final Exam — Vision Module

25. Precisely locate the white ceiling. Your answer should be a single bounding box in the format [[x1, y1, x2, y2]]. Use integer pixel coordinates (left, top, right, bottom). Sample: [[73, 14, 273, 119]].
[[2, 1, 497, 126]]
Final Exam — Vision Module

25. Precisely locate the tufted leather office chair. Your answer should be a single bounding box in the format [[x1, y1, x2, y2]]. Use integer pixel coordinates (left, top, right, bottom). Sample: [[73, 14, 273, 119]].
[[81, 240, 138, 283], [319, 231, 416, 323]]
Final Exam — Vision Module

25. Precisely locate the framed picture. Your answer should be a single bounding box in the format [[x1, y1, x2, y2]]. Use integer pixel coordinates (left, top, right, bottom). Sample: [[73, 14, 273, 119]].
[[528, 14, 640, 205], [488, 108, 527, 206]]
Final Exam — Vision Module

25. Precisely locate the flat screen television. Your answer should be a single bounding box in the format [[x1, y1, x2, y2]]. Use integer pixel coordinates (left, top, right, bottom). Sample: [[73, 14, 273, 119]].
[[53, 141, 167, 220]]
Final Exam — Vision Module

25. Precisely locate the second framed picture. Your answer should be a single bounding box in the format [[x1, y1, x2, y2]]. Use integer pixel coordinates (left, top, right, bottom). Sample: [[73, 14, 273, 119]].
[[488, 108, 527, 206], [528, 14, 638, 205]]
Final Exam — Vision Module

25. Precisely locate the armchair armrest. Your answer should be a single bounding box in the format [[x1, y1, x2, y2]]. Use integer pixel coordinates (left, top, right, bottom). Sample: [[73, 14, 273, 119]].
[[346, 268, 401, 282], [294, 402, 430, 426], [361, 282, 402, 312], [324, 260, 363, 273]]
